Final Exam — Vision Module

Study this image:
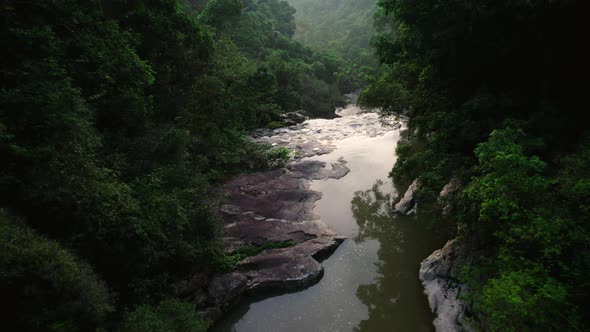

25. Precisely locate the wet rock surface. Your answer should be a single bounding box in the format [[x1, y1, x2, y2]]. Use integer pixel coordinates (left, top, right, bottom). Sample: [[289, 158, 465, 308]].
[[287, 159, 350, 180], [394, 179, 419, 214], [218, 165, 346, 294], [191, 105, 404, 323], [195, 163, 346, 320], [420, 239, 481, 332], [220, 169, 322, 222]]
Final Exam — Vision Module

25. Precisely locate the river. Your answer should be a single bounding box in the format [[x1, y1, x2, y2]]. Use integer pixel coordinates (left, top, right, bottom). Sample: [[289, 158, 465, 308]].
[[215, 103, 448, 332]]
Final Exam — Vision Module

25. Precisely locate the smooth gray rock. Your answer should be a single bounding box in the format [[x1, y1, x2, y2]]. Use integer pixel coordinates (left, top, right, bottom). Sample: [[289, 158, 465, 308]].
[[240, 254, 324, 293], [288, 160, 328, 180], [218, 166, 346, 300], [287, 159, 350, 180], [220, 169, 322, 222], [420, 240, 481, 332], [439, 177, 461, 216], [439, 178, 460, 198], [395, 179, 418, 214]]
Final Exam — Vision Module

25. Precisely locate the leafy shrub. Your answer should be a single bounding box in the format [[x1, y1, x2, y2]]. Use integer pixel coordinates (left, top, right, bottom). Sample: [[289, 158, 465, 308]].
[[0, 214, 113, 331], [219, 240, 297, 270], [121, 298, 209, 332]]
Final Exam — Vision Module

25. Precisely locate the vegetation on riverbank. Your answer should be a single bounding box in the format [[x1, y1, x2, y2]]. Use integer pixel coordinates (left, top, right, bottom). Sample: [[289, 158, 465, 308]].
[[4, 0, 588, 330], [220, 240, 297, 270], [0, 0, 354, 330], [360, 0, 589, 330]]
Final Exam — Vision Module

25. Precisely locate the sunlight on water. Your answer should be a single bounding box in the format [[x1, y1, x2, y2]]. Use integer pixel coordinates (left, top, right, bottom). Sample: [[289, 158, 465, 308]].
[[215, 105, 447, 332]]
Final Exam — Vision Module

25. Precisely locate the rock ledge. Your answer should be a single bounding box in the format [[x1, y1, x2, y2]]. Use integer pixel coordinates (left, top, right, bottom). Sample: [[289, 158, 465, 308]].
[[419, 239, 481, 332], [187, 161, 347, 322]]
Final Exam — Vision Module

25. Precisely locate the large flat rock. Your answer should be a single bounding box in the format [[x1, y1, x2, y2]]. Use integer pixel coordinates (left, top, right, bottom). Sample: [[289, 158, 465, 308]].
[[195, 162, 347, 320], [240, 253, 323, 293], [220, 169, 321, 222], [287, 158, 350, 180]]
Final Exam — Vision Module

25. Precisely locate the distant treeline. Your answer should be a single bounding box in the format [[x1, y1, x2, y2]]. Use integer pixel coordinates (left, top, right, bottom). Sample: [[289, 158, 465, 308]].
[[287, 0, 378, 90]]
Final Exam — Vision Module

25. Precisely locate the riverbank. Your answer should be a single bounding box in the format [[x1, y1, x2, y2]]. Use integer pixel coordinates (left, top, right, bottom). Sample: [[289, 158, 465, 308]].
[[210, 105, 450, 331], [179, 103, 473, 331], [392, 175, 483, 331]]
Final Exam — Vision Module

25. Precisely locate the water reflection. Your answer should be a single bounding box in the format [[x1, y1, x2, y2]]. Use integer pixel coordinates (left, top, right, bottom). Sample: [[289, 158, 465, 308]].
[[215, 106, 448, 331], [351, 180, 444, 332]]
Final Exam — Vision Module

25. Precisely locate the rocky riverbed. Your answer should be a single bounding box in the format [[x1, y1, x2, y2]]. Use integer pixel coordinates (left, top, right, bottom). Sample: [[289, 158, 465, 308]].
[[180, 103, 474, 331], [180, 105, 404, 323]]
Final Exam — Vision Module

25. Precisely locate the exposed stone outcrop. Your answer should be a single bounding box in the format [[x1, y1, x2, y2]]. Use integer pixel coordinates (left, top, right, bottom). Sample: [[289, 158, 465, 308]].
[[420, 239, 481, 332], [189, 156, 348, 322], [220, 169, 322, 222], [207, 273, 248, 308], [287, 159, 350, 180], [281, 111, 307, 124], [175, 272, 248, 322], [185, 107, 405, 324], [439, 177, 461, 216], [395, 179, 419, 214], [239, 251, 323, 293]]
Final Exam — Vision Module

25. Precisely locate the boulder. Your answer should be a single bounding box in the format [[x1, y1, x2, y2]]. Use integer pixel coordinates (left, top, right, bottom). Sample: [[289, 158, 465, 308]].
[[173, 273, 209, 298], [439, 178, 460, 198], [395, 179, 418, 214], [217, 165, 346, 302], [282, 111, 307, 124], [282, 118, 298, 127], [420, 240, 481, 332], [207, 272, 248, 308], [239, 253, 324, 293], [439, 177, 461, 216], [204, 119, 356, 324]]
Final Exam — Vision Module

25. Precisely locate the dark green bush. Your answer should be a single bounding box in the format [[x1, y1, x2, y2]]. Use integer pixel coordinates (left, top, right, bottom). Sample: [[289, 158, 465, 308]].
[[121, 298, 209, 332], [0, 214, 113, 331]]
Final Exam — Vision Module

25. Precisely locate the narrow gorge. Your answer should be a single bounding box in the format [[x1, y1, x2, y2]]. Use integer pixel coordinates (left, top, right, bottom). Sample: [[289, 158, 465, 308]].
[[199, 100, 457, 331]]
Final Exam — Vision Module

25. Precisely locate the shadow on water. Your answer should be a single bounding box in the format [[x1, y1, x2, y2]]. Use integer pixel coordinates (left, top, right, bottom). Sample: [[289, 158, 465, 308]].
[[214, 108, 452, 332], [214, 179, 451, 332], [350, 180, 450, 332]]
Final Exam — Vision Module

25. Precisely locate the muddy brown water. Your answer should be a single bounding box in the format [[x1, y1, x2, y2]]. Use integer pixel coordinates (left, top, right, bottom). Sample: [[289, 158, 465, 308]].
[[215, 105, 449, 332]]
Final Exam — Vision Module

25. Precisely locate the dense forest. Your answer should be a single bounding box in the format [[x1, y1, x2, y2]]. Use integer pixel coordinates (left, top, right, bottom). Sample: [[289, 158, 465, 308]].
[[286, 0, 378, 89], [360, 0, 590, 330], [0, 0, 355, 330], [2, 0, 590, 331]]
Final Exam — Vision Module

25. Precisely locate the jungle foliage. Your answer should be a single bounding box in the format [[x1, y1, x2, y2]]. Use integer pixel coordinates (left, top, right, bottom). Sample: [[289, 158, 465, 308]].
[[286, 0, 378, 92], [360, 0, 590, 330], [0, 0, 347, 330]]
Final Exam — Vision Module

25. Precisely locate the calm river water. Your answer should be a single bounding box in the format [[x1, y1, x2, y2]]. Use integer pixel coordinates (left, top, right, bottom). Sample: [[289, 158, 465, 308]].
[[215, 104, 448, 332]]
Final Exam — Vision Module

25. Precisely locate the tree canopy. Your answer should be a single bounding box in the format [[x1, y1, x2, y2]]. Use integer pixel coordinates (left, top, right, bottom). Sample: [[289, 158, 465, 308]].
[[360, 0, 590, 330], [0, 0, 349, 330]]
